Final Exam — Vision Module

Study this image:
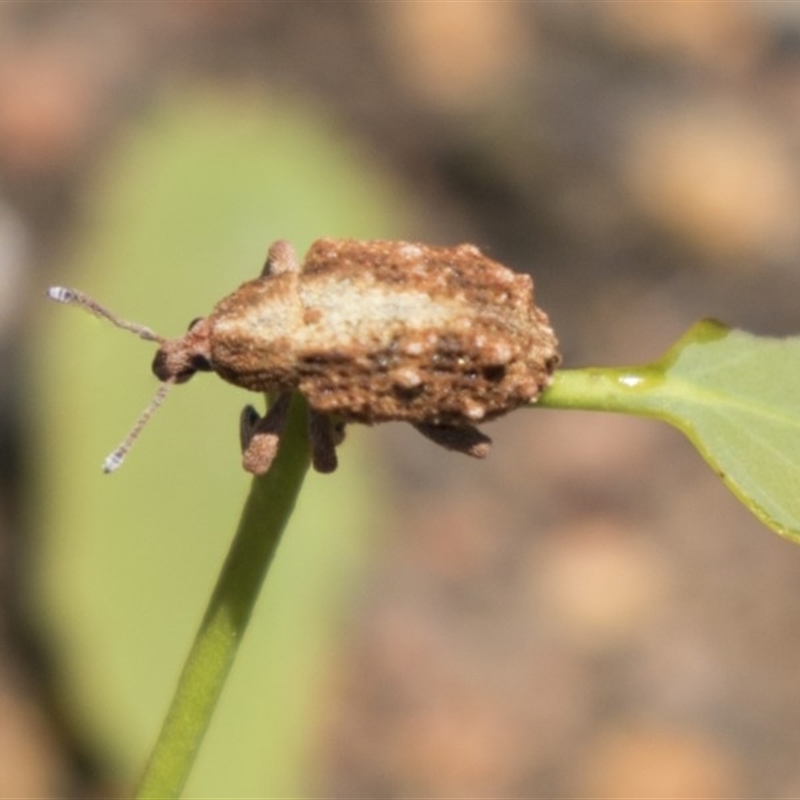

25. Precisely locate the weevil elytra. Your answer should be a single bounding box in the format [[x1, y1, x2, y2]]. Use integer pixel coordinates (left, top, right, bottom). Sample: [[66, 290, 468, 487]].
[[48, 238, 560, 475]]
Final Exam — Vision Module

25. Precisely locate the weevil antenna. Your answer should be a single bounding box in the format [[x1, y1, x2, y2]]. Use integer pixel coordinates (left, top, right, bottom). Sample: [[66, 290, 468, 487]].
[[103, 381, 173, 474], [47, 286, 164, 343]]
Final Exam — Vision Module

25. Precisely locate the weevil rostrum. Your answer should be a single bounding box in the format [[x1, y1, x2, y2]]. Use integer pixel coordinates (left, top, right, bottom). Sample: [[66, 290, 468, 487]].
[[48, 238, 560, 475]]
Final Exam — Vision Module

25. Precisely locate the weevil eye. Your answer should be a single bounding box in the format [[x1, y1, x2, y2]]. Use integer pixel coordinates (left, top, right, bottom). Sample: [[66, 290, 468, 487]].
[[190, 353, 212, 372], [187, 317, 203, 331]]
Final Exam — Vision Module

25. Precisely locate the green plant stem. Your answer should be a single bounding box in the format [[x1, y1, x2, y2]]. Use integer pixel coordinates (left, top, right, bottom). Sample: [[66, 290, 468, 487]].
[[135, 394, 311, 799], [536, 366, 664, 416]]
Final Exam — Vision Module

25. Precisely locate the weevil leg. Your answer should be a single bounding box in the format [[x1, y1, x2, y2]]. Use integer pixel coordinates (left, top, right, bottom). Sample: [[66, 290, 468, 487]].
[[261, 240, 299, 277], [239, 405, 261, 452], [412, 422, 492, 459], [330, 416, 347, 447], [239, 392, 292, 475], [308, 410, 341, 474]]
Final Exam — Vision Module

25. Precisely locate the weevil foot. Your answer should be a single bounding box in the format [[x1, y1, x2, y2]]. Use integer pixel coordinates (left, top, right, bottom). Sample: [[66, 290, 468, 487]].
[[239, 393, 292, 475], [413, 422, 492, 458], [308, 411, 343, 473]]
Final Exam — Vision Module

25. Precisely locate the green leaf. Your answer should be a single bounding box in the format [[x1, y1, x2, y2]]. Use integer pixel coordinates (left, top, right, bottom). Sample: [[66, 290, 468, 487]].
[[539, 320, 800, 542]]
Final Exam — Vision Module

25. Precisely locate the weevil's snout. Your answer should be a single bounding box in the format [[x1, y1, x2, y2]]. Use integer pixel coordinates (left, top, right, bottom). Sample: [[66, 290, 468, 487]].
[[152, 341, 213, 383], [152, 319, 213, 383]]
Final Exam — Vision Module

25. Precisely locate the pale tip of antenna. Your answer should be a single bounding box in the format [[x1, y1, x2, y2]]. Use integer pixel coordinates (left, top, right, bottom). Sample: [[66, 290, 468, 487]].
[[47, 286, 74, 303], [100, 381, 173, 474], [102, 450, 125, 474]]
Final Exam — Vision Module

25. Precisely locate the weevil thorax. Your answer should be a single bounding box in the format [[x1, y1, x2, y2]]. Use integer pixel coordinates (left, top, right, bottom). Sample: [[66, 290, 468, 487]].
[[151, 316, 214, 384], [200, 270, 305, 392]]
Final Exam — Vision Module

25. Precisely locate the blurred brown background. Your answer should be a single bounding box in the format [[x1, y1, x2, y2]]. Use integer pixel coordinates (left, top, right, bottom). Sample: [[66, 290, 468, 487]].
[[4, 2, 800, 798]]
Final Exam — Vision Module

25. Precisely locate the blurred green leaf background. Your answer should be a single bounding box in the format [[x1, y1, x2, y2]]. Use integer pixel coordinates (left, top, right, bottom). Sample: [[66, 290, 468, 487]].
[[32, 89, 410, 796]]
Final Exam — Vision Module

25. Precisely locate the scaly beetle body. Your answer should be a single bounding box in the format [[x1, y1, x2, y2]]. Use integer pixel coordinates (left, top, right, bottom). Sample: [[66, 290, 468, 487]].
[[50, 238, 560, 475]]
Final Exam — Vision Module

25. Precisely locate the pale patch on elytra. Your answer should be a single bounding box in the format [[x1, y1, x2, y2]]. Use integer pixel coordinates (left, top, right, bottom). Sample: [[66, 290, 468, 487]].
[[297, 277, 457, 348]]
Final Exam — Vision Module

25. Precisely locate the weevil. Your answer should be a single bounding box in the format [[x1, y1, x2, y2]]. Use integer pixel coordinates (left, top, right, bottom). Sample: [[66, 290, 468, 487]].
[[48, 238, 560, 475]]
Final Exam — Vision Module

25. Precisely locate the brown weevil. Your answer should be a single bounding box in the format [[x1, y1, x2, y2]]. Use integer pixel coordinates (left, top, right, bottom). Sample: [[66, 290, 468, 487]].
[[47, 238, 560, 475]]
